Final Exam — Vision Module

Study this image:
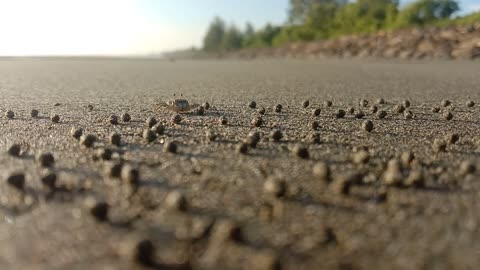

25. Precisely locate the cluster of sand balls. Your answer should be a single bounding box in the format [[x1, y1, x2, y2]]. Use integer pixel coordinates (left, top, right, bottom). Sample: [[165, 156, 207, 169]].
[[2, 96, 478, 268]]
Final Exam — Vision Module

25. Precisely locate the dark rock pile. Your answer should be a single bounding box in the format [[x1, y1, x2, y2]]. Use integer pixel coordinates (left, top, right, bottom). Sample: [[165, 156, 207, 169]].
[[231, 23, 480, 60]]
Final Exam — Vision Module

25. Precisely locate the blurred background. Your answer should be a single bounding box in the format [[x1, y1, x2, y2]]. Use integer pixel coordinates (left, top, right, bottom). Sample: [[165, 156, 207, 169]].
[[0, 0, 478, 57]]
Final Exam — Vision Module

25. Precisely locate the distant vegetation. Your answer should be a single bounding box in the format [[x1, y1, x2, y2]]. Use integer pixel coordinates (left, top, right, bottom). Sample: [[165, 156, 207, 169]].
[[202, 0, 479, 52]]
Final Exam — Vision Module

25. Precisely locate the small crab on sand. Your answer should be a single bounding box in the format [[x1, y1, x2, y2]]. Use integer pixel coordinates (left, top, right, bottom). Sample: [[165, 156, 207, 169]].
[[156, 94, 200, 113]]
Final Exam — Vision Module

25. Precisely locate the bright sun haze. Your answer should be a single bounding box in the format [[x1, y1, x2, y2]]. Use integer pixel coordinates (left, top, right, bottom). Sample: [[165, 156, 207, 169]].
[[0, 0, 476, 56], [0, 0, 159, 56], [0, 0, 288, 56]]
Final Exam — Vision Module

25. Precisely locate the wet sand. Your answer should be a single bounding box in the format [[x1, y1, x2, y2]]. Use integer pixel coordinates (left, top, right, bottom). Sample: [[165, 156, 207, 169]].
[[0, 58, 479, 269]]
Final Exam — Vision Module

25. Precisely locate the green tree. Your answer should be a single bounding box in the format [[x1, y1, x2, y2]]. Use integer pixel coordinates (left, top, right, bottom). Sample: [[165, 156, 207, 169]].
[[395, 0, 459, 27], [288, 0, 347, 24], [242, 23, 255, 47], [203, 17, 226, 52], [250, 24, 282, 48], [333, 0, 399, 36], [222, 25, 244, 50], [272, 25, 316, 46], [304, 1, 339, 38]]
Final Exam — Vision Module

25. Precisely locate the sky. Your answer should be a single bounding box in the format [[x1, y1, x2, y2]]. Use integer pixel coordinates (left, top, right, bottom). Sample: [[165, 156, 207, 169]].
[[0, 0, 477, 56]]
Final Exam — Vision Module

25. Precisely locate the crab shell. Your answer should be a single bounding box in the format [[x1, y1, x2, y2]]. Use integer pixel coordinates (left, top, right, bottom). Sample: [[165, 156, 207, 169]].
[[168, 99, 191, 111], [160, 99, 200, 113]]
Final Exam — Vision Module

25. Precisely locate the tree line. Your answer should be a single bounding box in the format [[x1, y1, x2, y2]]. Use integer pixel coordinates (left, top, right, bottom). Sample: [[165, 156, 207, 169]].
[[203, 0, 470, 52]]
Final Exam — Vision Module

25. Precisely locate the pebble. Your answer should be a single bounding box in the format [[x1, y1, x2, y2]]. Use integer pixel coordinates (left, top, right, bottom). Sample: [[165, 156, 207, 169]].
[[362, 120, 374, 132], [376, 110, 387, 119], [270, 129, 283, 142], [274, 104, 282, 113], [134, 239, 155, 266], [41, 170, 57, 189], [212, 219, 243, 243], [110, 132, 121, 146], [249, 101, 257, 109], [206, 130, 217, 141], [466, 100, 475, 107], [335, 109, 346, 118], [392, 104, 405, 114], [153, 124, 165, 135], [165, 191, 187, 211], [146, 117, 158, 128], [30, 109, 39, 118], [248, 131, 261, 142], [37, 152, 55, 168], [359, 99, 368, 107], [50, 114, 60, 123], [404, 110, 413, 119], [312, 108, 321, 116], [431, 106, 440, 113], [143, 129, 156, 143], [376, 98, 385, 104], [302, 100, 310, 108], [7, 144, 21, 157], [352, 150, 370, 164], [263, 178, 286, 198], [80, 134, 97, 148], [246, 131, 260, 148], [332, 175, 352, 195], [433, 139, 447, 153], [443, 111, 453, 120], [96, 148, 112, 160], [164, 141, 178, 153], [405, 170, 425, 188], [403, 100, 411, 107], [347, 107, 355, 114], [245, 136, 258, 149], [258, 107, 266, 115], [109, 115, 119, 125], [354, 110, 365, 119], [90, 201, 109, 222], [311, 121, 319, 130], [104, 162, 123, 178], [369, 106, 378, 114], [313, 162, 331, 182], [383, 159, 403, 186], [324, 100, 332, 107], [219, 116, 228, 125], [171, 114, 182, 124], [236, 143, 248, 154], [459, 160, 476, 176], [7, 173, 25, 190], [121, 165, 140, 186], [71, 127, 83, 140], [441, 99, 451, 107], [309, 133, 321, 144], [292, 145, 309, 159], [5, 110, 14, 119], [197, 106, 205, 115], [202, 102, 210, 110], [400, 151, 415, 166], [251, 116, 263, 127], [445, 133, 459, 144], [122, 113, 131, 122]]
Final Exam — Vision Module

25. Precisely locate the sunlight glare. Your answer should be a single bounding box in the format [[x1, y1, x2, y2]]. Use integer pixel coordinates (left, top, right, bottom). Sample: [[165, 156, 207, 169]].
[[0, 0, 160, 56]]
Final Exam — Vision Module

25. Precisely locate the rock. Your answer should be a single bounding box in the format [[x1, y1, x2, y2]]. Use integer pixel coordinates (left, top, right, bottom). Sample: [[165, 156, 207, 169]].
[[452, 38, 480, 59], [223, 24, 480, 61]]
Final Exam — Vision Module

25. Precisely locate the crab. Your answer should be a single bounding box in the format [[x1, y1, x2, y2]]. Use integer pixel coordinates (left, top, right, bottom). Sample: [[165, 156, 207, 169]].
[[156, 94, 200, 113]]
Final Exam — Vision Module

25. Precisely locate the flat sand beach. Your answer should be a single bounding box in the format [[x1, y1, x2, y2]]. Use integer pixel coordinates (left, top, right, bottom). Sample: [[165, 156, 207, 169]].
[[0, 58, 479, 269]]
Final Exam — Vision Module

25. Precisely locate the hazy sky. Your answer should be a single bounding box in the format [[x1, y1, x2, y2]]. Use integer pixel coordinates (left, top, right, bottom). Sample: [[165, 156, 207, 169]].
[[0, 0, 477, 56]]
